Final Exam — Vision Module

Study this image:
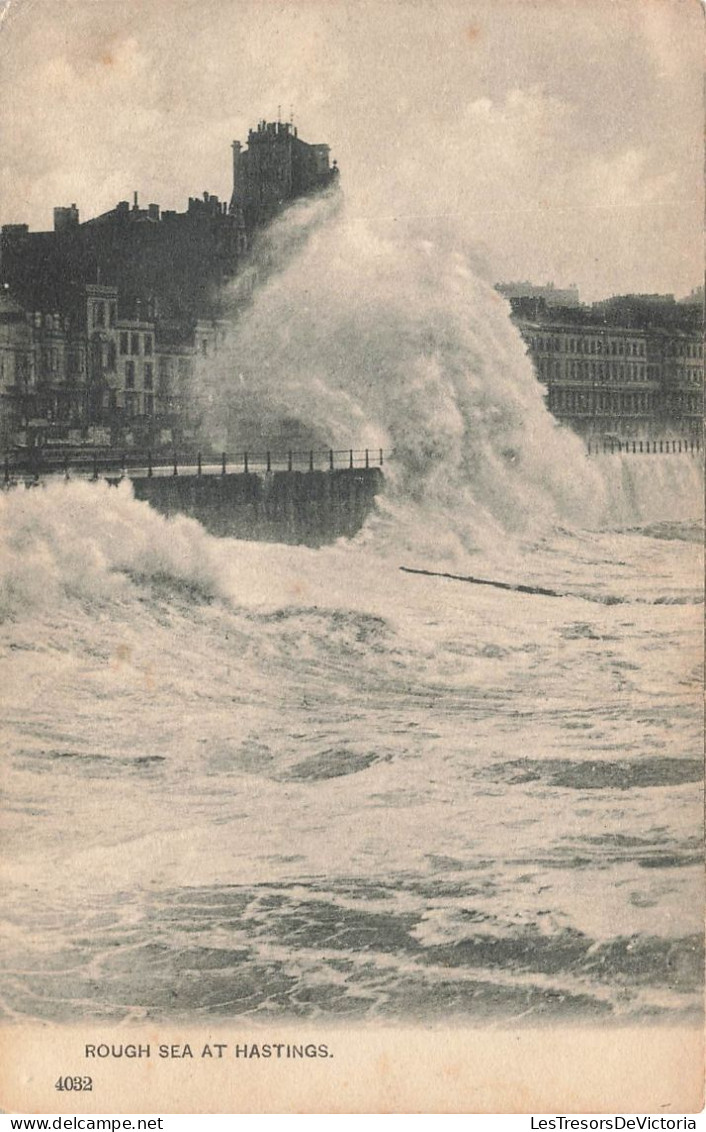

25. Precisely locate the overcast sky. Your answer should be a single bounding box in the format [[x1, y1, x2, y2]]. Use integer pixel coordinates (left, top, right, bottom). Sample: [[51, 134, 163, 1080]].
[[0, 0, 702, 300]]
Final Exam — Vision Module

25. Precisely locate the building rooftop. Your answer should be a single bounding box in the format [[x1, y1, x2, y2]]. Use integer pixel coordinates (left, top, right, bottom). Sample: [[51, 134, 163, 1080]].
[[0, 287, 27, 321]]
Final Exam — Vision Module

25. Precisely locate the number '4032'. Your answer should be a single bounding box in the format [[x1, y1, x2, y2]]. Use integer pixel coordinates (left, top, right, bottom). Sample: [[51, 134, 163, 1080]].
[[55, 1076, 93, 1091]]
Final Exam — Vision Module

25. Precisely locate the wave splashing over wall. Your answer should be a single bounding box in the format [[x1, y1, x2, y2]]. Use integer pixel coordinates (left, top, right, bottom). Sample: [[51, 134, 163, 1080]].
[[1, 197, 702, 1030], [203, 201, 702, 555]]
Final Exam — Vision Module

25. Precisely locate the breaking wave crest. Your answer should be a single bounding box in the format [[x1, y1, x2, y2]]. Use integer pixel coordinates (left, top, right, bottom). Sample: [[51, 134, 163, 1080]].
[[0, 479, 226, 621], [201, 197, 703, 556], [1, 159, 703, 1032], [0, 197, 701, 624]]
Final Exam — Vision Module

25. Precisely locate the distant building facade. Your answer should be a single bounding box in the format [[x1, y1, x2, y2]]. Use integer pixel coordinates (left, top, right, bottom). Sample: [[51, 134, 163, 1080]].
[[0, 121, 338, 451], [0, 290, 34, 449], [509, 293, 703, 438], [496, 280, 581, 308], [0, 280, 232, 451]]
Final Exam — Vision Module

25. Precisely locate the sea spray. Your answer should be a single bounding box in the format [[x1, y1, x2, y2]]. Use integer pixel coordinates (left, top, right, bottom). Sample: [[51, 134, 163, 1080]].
[[1, 479, 702, 1022], [1, 199, 702, 1028], [226, 186, 343, 315], [200, 200, 702, 554]]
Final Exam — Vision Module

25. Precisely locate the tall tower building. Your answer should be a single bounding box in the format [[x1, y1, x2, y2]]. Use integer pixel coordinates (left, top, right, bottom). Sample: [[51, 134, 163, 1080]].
[[229, 119, 338, 227]]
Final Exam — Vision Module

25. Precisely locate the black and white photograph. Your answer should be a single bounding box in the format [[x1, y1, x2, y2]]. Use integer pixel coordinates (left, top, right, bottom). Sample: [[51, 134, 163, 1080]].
[[0, 0, 703, 1114]]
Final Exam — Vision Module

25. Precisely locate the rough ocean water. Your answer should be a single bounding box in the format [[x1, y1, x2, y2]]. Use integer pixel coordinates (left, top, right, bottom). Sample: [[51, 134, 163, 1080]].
[[1, 202, 703, 1026]]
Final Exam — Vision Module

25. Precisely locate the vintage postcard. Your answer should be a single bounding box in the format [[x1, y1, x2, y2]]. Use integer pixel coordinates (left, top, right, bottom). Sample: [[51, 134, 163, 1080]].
[[0, 0, 703, 1115]]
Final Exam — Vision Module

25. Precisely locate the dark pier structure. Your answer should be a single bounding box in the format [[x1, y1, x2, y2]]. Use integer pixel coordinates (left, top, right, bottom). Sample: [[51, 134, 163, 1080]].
[[4, 448, 385, 547], [131, 466, 383, 546]]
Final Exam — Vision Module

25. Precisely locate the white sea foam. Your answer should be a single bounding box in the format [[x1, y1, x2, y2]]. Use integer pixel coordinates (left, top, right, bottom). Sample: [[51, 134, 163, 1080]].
[[0, 478, 227, 620], [200, 196, 703, 557], [0, 197, 703, 1025]]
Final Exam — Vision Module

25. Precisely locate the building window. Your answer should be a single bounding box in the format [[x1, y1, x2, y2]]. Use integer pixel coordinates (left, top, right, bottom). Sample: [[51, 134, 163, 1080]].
[[145, 393, 154, 415], [131, 333, 140, 355], [125, 360, 135, 388], [144, 335, 153, 356], [144, 363, 153, 390], [94, 302, 105, 327], [120, 332, 129, 355], [109, 304, 117, 328], [16, 355, 29, 383], [107, 341, 117, 371]]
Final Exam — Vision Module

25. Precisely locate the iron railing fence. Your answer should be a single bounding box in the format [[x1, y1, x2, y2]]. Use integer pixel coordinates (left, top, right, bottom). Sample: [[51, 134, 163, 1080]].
[[587, 437, 702, 455], [3, 437, 703, 483], [3, 447, 389, 482]]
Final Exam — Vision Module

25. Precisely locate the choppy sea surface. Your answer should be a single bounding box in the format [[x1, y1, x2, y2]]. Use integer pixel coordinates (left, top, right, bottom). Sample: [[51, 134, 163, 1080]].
[[1, 201, 704, 1026], [1, 462, 703, 1026]]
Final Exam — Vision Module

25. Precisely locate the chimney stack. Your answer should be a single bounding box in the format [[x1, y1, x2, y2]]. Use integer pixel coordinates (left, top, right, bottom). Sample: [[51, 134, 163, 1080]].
[[231, 140, 242, 208]]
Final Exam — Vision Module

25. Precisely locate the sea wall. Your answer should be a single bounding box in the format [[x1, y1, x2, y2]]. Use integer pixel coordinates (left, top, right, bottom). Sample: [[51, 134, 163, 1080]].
[[130, 467, 384, 545]]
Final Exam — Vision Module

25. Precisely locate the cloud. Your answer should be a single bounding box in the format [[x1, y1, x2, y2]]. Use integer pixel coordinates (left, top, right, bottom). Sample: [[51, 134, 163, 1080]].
[[0, 0, 701, 299]]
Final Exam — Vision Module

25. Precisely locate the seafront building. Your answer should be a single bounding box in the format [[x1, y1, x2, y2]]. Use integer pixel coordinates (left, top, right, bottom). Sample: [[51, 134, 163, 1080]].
[[0, 120, 338, 452], [0, 268, 233, 453], [504, 287, 703, 439], [0, 128, 702, 453]]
